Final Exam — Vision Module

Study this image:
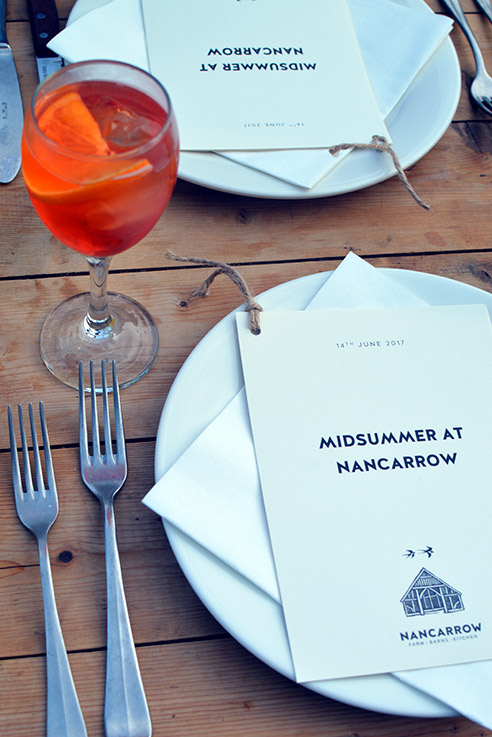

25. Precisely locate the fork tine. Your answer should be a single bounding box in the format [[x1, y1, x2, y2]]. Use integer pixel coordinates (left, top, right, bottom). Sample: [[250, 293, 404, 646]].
[[481, 97, 492, 114], [29, 403, 46, 496], [18, 404, 35, 497], [8, 405, 23, 502], [79, 363, 91, 467], [39, 402, 56, 495], [112, 361, 126, 463], [90, 360, 101, 458], [101, 360, 113, 459]]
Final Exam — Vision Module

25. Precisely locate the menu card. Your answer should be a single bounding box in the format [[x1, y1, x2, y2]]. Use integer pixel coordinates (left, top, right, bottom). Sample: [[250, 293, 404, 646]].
[[236, 304, 492, 682], [141, 0, 389, 151]]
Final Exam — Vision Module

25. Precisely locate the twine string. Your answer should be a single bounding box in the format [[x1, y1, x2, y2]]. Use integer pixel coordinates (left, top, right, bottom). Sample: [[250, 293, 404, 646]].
[[329, 135, 430, 210], [166, 251, 263, 334], [166, 137, 427, 333]]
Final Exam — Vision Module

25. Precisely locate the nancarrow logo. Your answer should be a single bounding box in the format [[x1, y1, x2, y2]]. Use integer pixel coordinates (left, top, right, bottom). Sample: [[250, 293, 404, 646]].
[[400, 623, 481, 642], [401, 568, 464, 617]]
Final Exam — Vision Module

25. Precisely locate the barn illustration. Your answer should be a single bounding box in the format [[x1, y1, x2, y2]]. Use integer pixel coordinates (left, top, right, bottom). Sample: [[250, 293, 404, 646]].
[[400, 567, 464, 617]]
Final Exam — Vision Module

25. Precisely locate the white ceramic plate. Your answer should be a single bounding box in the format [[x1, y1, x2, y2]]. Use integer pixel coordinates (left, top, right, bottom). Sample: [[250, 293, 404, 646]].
[[176, 12, 461, 200], [177, 0, 462, 198], [68, 0, 460, 199], [155, 269, 492, 718]]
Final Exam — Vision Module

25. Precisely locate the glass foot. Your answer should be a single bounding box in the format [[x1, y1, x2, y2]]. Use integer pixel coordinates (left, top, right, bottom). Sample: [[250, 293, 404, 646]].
[[40, 292, 159, 390]]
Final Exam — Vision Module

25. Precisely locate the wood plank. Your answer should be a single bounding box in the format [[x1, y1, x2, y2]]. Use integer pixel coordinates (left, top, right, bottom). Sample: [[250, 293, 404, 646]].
[[0, 546, 225, 656], [0, 638, 488, 737], [4, 122, 492, 280]]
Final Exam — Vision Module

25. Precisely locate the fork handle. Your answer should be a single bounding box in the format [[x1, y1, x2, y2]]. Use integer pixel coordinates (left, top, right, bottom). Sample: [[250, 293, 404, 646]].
[[38, 535, 88, 737], [103, 502, 152, 737], [474, 0, 492, 23], [440, 0, 488, 70]]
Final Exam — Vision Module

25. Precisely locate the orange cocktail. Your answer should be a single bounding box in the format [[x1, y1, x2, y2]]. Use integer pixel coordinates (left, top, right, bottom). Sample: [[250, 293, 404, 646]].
[[23, 79, 178, 258], [22, 61, 179, 390]]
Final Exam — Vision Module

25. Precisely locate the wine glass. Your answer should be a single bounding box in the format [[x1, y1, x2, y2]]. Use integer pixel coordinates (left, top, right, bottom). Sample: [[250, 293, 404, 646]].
[[22, 60, 179, 390]]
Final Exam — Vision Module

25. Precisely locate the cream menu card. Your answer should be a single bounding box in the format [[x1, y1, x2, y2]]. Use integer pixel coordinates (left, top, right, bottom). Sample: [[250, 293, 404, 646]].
[[140, 0, 389, 151], [237, 305, 492, 682]]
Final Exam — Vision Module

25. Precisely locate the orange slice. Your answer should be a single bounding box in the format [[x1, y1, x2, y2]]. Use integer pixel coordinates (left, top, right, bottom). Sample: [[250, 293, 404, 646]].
[[24, 158, 153, 205], [38, 91, 111, 156]]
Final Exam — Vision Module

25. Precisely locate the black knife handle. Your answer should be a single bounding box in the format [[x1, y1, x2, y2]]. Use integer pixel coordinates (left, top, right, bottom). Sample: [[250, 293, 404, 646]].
[[0, 0, 8, 45], [26, 0, 60, 58]]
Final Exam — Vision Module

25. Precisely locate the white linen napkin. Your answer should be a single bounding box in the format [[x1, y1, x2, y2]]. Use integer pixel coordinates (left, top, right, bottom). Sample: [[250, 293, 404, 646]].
[[48, 0, 453, 189], [143, 252, 492, 730]]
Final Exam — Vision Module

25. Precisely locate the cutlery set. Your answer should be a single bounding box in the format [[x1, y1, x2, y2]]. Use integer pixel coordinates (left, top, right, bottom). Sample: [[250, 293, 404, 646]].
[[8, 361, 151, 737], [441, 0, 492, 115]]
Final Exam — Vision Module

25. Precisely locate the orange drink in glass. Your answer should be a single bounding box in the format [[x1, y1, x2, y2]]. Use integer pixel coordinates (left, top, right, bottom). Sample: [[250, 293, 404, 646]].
[[22, 60, 179, 389]]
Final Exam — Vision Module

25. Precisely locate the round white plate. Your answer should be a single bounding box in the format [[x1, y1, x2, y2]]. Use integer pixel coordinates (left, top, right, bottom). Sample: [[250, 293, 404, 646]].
[[177, 12, 461, 200], [155, 268, 492, 718], [68, 0, 460, 199]]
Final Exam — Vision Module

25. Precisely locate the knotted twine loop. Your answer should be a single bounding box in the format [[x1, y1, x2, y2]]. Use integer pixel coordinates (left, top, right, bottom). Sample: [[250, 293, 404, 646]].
[[166, 251, 263, 334], [329, 135, 430, 210]]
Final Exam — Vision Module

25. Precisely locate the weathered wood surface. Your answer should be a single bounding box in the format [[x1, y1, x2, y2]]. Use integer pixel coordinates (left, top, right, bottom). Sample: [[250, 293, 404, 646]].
[[1, 1, 492, 735]]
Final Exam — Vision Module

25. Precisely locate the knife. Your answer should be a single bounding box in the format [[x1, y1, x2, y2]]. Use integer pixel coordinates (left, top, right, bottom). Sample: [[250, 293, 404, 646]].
[[26, 0, 63, 81], [0, 0, 23, 183]]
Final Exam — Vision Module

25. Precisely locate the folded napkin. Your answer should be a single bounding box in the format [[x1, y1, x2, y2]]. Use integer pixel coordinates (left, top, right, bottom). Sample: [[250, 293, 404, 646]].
[[143, 252, 492, 729], [49, 0, 452, 189]]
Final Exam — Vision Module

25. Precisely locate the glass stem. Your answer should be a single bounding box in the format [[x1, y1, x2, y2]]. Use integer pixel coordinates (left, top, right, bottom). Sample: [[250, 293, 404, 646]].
[[86, 256, 112, 332]]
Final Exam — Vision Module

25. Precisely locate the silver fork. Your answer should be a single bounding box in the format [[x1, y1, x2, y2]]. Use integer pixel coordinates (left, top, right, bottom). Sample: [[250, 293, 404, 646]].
[[441, 0, 492, 115], [8, 402, 87, 737], [78, 360, 152, 737], [473, 0, 492, 23]]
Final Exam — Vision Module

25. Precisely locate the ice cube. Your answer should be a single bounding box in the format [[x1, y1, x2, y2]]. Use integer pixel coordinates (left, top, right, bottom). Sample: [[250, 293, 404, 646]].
[[99, 103, 160, 151]]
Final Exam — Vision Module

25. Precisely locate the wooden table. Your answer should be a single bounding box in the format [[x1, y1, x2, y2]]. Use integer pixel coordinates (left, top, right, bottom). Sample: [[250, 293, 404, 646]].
[[1, 1, 492, 734]]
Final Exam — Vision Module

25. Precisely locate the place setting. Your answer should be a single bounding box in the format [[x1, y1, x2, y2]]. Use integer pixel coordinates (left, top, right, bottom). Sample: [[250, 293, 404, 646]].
[[48, 0, 460, 198], [4, 0, 492, 735], [144, 251, 492, 728], [9, 360, 151, 737]]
